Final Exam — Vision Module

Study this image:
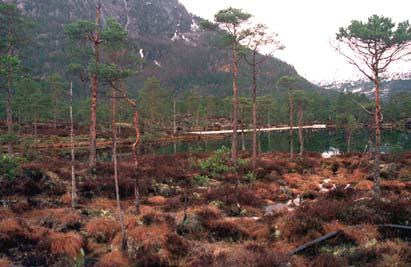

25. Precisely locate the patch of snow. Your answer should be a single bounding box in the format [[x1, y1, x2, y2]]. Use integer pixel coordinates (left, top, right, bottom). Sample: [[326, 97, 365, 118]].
[[139, 49, 144, 58], [171, 31, 180, 42], [352, 88, 363, 93], [154, 60, 161, 67], [321, 147, 340, 159], [191, 19, 199, 31], [181, 34, 196, 46], [145, 2, 152, 5]]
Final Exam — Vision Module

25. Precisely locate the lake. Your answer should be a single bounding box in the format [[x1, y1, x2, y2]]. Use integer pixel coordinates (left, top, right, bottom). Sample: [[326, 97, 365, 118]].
[[138, 129, 411, 155]]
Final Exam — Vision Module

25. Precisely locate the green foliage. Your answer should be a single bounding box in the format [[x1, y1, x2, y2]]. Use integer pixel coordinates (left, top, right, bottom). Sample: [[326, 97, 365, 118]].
[[193, 175, 209, 186], [211, 7, 252, 46], [337, 15, 411, 46], [0, 154, 23, 181], [198, 146, 230, 177], [214, 8, 252, 27], [139, 77, 171, 128], [100, 17, 128, 48], [64, 20, 96, 41], [243, 171, 257, 183], [14, 77, 51, 123]]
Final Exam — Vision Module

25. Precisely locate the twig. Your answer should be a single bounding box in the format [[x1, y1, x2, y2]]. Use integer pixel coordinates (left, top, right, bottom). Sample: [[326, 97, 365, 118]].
[[289, 231, 340, 255]]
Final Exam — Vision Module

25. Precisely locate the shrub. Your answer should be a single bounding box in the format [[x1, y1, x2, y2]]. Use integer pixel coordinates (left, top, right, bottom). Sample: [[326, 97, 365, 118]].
[[85, 218, 120, 243], [96, 251, 129, 267], [165, 233, 189, 257], [49, 232, 83, 258], [204, 219, 250, 242], [0, 155, 23, 181], [127, 225, 168, 260], [198, 146, 230, 177], [193, 175, 209, 186], [243, 171, 257, 183]]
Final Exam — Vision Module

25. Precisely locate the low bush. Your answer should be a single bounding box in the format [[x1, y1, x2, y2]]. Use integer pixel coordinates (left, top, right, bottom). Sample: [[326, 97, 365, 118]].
[[49, 231, 83, 258], [96, 251, 129, 267], [204, 219, 250, 242], [193, 174, 209, 186], [197, 146, 231, 178], [243, 171, 257, 183], [85, 217, 120, 243], [0, 155, 23, 181]]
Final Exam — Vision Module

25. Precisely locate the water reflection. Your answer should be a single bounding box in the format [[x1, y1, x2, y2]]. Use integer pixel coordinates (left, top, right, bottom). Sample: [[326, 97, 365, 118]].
[[141, 129, 411, 155]]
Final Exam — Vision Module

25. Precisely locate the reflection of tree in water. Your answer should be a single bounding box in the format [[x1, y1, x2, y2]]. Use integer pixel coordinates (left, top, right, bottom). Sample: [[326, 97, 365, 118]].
[[153, 129, 410, 155]]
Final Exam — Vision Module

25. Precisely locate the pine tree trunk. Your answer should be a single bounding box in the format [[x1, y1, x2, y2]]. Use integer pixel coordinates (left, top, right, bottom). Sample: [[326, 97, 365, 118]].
[[70, 82, 78, 208], [111, 87, 126, 251], [132, 110, 141, 214], [289, 93, 294, 159], [89, 3, 101, 170], [298, 102, 304, 156], [241, 123, 245, 151], [6, 69, 13, 155], [53, 101, 57, 129], [373, 77, 381, 198], [251, 52, 257, 170], [173, 98, 177, 135], [231, 44, 239, 161], [347, 130, 352, 154], [34, 112, 38, 152]]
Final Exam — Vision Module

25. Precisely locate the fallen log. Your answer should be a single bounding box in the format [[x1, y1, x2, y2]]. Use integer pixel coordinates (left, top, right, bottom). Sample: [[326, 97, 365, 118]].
[[289, 231, 340, 255], [379, 224, 411, 231]]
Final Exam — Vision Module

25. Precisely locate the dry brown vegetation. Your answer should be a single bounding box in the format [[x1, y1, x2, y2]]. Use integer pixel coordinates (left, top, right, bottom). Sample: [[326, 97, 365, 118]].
[[0, 151, 410, 266]]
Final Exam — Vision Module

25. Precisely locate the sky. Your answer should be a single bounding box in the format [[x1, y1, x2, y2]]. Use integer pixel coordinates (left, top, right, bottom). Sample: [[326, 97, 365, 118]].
[[179, 0, 411, 83]]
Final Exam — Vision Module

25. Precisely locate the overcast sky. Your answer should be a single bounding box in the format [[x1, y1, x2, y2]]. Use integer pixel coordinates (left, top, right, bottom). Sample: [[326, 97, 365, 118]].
[[179, 0, 411, 83]]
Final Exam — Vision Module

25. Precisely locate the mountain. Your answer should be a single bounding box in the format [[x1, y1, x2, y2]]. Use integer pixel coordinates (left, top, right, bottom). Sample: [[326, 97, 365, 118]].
[[4, 0, 320, 97], [320, 73, 411, 99]]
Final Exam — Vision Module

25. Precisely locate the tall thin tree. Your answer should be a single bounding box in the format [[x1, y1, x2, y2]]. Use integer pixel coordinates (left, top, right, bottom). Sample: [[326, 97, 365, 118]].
[[0, 3, 25, 154], [204, 7, 252, 161], [243, 23, 283, 169], [336, 15, 411, 197]]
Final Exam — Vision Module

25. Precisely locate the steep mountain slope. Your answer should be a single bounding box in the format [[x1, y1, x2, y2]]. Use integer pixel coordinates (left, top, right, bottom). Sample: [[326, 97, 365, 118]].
[[5, 0, 319, 97], [321, 73, 411, 99]]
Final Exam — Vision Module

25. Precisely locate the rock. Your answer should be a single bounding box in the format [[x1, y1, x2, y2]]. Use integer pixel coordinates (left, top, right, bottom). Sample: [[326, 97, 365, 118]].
[[264, 203, 289, 216], [152, 183, 178, 196], [354, 180, 374, 191], [176, 216, 203, 236], [380, 163, 400, 180]]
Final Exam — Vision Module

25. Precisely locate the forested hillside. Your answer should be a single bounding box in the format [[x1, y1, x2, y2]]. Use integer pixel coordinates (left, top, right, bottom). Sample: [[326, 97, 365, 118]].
[[3, 0, 312, 97]]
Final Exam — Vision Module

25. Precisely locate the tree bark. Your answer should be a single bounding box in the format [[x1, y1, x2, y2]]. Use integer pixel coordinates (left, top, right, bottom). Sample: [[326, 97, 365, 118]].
[[6, 40, 14, 155], [115, 81, 141, 214], [111, 86, 126, 251], [34, 111, 38, 152], [251, 51, 257, 170], [132, 109, 141, 214], [298, 102, 304, 156], [173, 98, 177, 135], [289, 93, 294, 159], [347, 130, 352, 154], [89, 3, 101, 170], [241, 123, 245, 151], [69, 82, 78, 208], [231, 43, 239, 161], [373, 77, 382, 198]]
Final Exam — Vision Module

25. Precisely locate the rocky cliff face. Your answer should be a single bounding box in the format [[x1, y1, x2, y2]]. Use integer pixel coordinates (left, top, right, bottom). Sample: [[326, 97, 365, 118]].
[[5, 0, 312, 96]]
